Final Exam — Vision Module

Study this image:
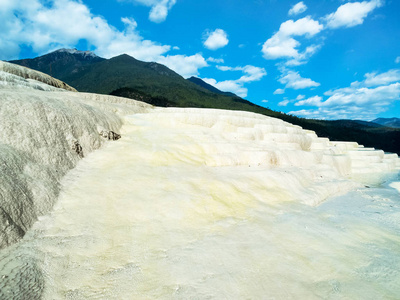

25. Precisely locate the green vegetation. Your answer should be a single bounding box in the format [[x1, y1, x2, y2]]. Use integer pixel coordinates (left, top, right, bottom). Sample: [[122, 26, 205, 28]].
[[110, 87, 173, 107]]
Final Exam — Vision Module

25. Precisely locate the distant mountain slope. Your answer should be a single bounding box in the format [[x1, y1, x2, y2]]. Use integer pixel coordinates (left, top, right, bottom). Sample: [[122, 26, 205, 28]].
[[187, 76, 238, 97], [336, 120, 384, 128], [9, 49, 400, 155], [372, 118, 400, 128]]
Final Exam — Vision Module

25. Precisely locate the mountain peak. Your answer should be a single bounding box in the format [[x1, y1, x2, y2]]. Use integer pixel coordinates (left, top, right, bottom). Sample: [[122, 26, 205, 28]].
[[52, 48, 99, 59], [111, 53, 138, 60]]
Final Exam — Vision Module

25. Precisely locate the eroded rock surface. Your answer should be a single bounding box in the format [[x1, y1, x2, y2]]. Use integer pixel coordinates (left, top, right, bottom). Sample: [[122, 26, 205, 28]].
[[0, 63, 151, 250], [99, 130, 121, 141]]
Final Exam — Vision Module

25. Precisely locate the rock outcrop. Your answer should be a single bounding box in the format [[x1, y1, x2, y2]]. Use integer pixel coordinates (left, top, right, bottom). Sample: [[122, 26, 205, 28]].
[[99, 130, 121, 141], [0, 61, 77, 92]]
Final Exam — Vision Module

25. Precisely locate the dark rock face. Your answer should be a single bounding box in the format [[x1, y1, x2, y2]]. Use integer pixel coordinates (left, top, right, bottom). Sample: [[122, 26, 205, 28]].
[[72, 141, 83, 158], [100, 131, 121, 141]]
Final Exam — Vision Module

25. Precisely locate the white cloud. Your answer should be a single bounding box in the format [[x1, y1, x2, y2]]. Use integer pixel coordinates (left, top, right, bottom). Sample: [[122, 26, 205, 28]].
[[279, 70, 320, 89], [262, 35, 300, 59], [289, 106, 386, 120], [273, 88, 285, 95], [216, 66, 232, 72], [202, 64, 267, 97], [149, 0, 176, 23], [322, 83, 400, 108], [101, 16, 170, 61], [322, 69, 400, 106], [296, 94, 305, 100], [278, 100, 290, 106], [396, 57, 400, 64], [285, 44, 322, 66], [288, 2, 307, 16], [239, 65, 268, 82], [279, 17, 323, 37], [262, 16, 323, 62], [263, 1, 381, 66], [262, 0, 386, 114], [0, 0, 168, 60], [295, 95, 323, 106], [290, 69, 400, 120], [261, 100, 269, 103], [363, 69, 400, 87], [324, 0, 383, 29], [118, 0, 176, 23], [207, 57, 225, 64], [203, 29, 229, 50], [217, 65, 267, 83], [0, 0, 208, 78], [121, 17, 138, 30], [158, 54, 208, 78]]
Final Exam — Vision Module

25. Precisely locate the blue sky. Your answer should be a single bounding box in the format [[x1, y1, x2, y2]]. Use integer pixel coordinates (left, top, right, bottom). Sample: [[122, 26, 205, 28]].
[[1, 0, 400, 120]]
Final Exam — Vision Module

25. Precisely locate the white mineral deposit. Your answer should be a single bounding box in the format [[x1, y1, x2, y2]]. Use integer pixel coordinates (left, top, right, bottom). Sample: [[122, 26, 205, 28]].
[[0, 62, 399, 299]]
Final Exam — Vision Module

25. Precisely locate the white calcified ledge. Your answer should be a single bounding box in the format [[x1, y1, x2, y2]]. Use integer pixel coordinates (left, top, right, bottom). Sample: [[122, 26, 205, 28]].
[[0, 69, 152, 248], [0, 63, 399, 251]]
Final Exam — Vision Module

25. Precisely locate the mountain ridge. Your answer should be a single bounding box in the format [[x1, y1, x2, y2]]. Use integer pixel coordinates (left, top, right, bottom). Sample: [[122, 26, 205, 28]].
[[187, 76, 238, 97], [50, 48, 100, 59], [372, 117, 400, 128]]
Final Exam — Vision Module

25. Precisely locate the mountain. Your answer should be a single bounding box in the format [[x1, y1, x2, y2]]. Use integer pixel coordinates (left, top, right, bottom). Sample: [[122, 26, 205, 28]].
[[11, 52, 254, 109], [332, 119, 384, 129], [372, 118, 400, 128], [352, 120, 384, 128], [8, 49, 400, 155], [9, 48, 105, 79], [187, 76, 238, 97]]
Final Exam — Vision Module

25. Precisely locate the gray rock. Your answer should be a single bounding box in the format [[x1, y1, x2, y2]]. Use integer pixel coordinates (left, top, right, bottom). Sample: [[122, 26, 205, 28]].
[[100, 130, 121, 141]]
